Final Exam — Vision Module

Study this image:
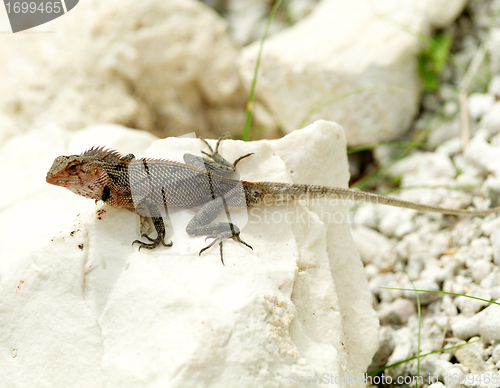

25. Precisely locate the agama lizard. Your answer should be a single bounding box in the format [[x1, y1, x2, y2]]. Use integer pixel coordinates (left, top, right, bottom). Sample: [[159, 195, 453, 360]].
[[46, 135, 500, 263]]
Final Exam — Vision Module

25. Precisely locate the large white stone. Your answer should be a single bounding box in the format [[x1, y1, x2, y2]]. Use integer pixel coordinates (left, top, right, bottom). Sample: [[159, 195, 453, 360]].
[[240, 0, 467, 146], [0, 121, 378, 387], [0, 0, 245, 145]]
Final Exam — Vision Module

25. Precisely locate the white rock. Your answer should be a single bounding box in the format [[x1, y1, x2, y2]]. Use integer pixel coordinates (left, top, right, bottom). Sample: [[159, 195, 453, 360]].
[[467, 237, 494, 264], [480, 304, 500, 342], [438, 259, 461, 283], [490, 285, 500, 300], [353, 203, 380, 230], [445, 366, 470, 388], [482, 176, 500, 208], [0, 0, 245, 143], [423, 261, 449, 284], [403, 254, 425, 281], [443, 279, 465, 295], [453, 153, 484, 178], [481, 217, 500, 236], [465, 129, 500, 176], [224, 0, 313, 46], [389, 152, 456, 183], [480, 101, 500, 136], [492, 230, 500, 265], [416, 354, 451, 378], [454, 339, 491, 373], [364, 264, 379, 280], [468, 93, 495, 120], [451, 314, 482, 340], [239, 0, 467, 146], [471, 260, 494, 283], [385, 327, 414, 372], [377, 298, 416, 325], [351, 224, 390, 264], [455, 286, 491, 317], [386, 152, 473, 210], [370, 273, 403, 303], [452, 218, 484, 248], [403, 279, 440, 305], [491, 343, 500, 364], [0, 124, 158, 388], [436, 137, 462, 157], [0, 120, 378, 387], [425, 357, 454, 381], [378, 207, 415, 238], [225, 0, 278, 45]]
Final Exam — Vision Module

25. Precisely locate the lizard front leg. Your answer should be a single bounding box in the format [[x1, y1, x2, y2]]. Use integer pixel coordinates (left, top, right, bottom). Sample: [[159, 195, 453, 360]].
[[186, 196, 252, 265], [183, 134, 253, 177], [132, 198, 173, 250]]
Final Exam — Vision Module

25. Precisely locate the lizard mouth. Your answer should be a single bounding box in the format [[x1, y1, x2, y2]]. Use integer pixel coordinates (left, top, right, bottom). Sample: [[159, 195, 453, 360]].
[[46, 174, 71, 185]]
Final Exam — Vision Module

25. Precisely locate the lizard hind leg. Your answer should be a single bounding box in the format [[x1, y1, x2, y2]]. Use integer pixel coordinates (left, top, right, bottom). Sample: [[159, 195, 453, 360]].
[[197, 224, 253, 265], [186, 196, 252, 264]]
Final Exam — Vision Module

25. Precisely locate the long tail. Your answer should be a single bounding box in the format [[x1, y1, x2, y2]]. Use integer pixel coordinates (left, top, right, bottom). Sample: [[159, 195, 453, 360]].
[[251, 182, 500, 216]]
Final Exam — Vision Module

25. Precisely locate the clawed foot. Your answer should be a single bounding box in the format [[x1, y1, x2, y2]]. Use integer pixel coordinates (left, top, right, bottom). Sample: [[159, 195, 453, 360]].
[[133, 233, 173, 251], [199, 232, 253, 265], [199, 134, 253, 171]]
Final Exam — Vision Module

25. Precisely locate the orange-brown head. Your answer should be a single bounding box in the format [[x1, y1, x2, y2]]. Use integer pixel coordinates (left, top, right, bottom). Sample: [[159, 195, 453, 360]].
[[46, 153, 110, 200], [47, 146, 132, 200]]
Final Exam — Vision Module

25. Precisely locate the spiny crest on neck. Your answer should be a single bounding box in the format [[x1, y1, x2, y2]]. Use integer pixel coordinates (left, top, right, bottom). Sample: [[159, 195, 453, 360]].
[[82, 146, 133, 164]]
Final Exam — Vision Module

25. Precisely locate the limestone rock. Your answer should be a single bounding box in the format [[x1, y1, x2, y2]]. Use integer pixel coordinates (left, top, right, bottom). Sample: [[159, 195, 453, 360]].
[[240, 0, 467, 146], [0, 0, 246, 144], [0, 120, 378, 387]]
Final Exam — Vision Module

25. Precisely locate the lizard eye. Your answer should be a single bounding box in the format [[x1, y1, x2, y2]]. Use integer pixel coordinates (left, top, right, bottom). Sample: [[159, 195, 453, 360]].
[[67, 164, 78, 173]]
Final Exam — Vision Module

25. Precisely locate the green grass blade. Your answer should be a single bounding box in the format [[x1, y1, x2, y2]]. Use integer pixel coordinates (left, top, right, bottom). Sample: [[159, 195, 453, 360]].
[[379, 287, 500, 306], [368, 339, 483, 376], [242, 0, 282, 141]]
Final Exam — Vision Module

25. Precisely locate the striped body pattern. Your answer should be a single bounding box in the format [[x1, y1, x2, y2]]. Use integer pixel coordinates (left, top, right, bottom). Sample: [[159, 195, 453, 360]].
[[46, 142, 500, 259]]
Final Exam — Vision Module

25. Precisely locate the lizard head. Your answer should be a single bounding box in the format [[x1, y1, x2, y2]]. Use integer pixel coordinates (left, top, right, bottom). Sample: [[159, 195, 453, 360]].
[[46, 151, 111, 200]]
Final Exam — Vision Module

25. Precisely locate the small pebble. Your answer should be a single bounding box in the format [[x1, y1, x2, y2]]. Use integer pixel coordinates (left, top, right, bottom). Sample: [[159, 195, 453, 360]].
[[451, 314, 482, 340], [479, 305, 500, 342], [470, 260, 493, 283], [491, 230, 500, 265], [468, 93, 495, 120], [377, 298, 416, 325], [403, 279, 440, 305]]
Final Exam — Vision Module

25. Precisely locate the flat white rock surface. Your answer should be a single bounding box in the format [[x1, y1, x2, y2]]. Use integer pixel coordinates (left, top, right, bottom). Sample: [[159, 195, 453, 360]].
[[0, 121, 378, 387]]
